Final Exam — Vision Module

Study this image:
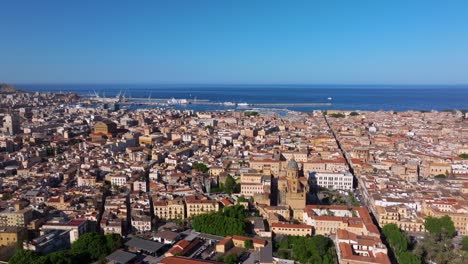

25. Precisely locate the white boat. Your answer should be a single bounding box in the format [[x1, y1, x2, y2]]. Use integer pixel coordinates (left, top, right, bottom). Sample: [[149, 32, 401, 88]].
[[167, 98, 178, 105], [237, 102, 249, 107], [328, 97, 333, 100], [223, 102, 236, 106], [167, 98, 189, 105]]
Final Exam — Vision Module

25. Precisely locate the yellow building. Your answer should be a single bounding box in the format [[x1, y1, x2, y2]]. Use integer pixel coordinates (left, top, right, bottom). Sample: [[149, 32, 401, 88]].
[[0, 226, 26, 246], [428, 162, 452, 177], [46, 196, 72, 211], [375, 205, 425, 233], [303, 205, 380, 237], [93, 120, 117, 135], [209, 167, 224, 177], [249, 157, 281, 176], [422, 200, 468, 236], [281, 151, 308, 163], [185, 197, 219, 218], [216, 235, 266, 253], [258, 205, 290, 222], [240, 172, 271, 198], [0, 203, 33, 227], [153, 198, 185, 220], [139, 134, 160, 145], [271, 222, 313, 237]]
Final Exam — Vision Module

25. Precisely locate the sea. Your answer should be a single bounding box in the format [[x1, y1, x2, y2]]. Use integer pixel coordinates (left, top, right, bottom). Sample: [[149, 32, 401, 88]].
[[15, 84, 468, 112]]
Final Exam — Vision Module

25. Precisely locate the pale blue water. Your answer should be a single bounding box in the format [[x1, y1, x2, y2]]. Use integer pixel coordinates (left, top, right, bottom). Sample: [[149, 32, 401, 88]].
[[16, 84, 468, 112]]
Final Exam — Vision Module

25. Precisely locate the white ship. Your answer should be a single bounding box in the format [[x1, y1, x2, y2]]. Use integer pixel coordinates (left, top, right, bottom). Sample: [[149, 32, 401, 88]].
[[237, 102, 249, 107], [328, 97, 333, 100], [167, 98, 189, 105], [223, 102, 236, 106]]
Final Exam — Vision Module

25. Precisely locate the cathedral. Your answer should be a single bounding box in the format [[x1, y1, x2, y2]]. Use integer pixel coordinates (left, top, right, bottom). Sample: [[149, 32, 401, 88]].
[[277, 159, 309, 219]]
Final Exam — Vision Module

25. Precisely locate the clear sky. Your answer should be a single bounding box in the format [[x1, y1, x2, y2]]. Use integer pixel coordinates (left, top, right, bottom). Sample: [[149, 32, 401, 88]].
[[1, 0, 468, 84]]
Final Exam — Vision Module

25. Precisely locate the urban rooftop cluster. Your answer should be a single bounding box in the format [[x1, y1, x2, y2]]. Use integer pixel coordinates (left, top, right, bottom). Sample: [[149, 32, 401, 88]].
[[0, 87, 467, 264]]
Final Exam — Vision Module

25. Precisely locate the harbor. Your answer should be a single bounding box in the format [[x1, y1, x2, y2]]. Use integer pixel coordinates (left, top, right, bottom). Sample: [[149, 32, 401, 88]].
[[83, 95, 332, 108]]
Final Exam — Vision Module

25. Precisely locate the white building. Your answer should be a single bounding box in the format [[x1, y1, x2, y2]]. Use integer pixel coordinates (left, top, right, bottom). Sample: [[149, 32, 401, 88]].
[[111, 175, 127, 186], [310, 171, 353, 190]]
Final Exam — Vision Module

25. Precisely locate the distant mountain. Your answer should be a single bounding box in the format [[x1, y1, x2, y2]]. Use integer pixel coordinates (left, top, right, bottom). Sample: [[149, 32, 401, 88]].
[[0, 83, 21, 93]]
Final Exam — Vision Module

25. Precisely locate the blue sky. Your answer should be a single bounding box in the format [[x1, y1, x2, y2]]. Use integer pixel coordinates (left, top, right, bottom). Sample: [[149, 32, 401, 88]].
[[1, 0, 468, 84]]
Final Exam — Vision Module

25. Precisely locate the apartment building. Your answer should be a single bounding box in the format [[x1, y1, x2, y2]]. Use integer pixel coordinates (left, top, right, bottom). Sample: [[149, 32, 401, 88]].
[[270, 222, 312, 237], [240, 172, 271, 197], [303, 205, 379, 236], [185, 196, 219, 218], [310, 171, 354, 190], [375, 205, 425, 233], [0, 203, 33, 227], [153, 198, 186, 220], [335, 229, 390, 264], [0, 226, 26, 246]]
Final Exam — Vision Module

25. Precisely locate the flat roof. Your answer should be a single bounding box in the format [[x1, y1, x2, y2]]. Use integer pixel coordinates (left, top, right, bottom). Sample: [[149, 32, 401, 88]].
[[106, 250, 137, 263], [125, 237, 164, 253]]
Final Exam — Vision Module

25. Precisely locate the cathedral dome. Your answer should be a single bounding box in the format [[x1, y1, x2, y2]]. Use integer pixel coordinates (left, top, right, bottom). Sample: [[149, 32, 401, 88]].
[[287, 158, 299, 170]]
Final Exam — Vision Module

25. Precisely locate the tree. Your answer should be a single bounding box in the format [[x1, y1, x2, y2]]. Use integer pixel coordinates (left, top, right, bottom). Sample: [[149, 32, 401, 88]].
[[244, 239, 253, 249], [223, 253, 239, 264], [329, 113, 345, 118], [193, 162, 209, 173], [461, 236, 468, 252], [459, 153, 468, 159], [223, 205, 247, 219], [350, 111, 359, 116], [414, 224, 456, 264], [244, 111, 259, 117], [424, 216, 456, 239], [397, 251, 420, 264], [273, 235, 335, 264], [40, 251, 72, 264], [192, 213, 245, 236], [192, 205, 247, 236], [8, 249, 37, 264], [382, 224, 408, 253], [70, 232, 108, 262], [223, 175, 237, 194], [238, 195, 247, 202], [105, 234, 123, 252]]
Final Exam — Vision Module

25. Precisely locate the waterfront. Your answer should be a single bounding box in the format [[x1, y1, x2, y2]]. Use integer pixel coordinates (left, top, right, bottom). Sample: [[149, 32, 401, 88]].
[[17, 84, 468, 112]]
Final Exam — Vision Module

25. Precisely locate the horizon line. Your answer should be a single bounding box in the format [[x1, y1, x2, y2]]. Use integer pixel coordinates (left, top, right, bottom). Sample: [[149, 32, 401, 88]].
[[8, 82, 468, 87]]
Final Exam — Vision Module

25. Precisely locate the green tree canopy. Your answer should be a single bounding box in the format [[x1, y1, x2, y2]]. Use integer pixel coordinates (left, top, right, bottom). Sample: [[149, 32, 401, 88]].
[[329, 113, 345, 118], [274, 235, 335, 264], [193, 162, 209, 173], [424, 215, 456, 239], [105, 233, 124, 252], [397, 251, 420, 264], [244, 239, 253, 249], [382, 224, 409, 253], [223, 204, 247, 219], [9, 233, 123, 264], [70, 232, 108, 261], [192, 205, 247, 236], [461, 236, 468, 252], [8, 249, 37, 264], [223, 253, 239, 264], [223, 175, 239, 194]]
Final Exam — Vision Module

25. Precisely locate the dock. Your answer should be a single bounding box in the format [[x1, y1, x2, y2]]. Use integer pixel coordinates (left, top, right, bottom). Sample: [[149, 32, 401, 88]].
[[83, 97, 332, 107]]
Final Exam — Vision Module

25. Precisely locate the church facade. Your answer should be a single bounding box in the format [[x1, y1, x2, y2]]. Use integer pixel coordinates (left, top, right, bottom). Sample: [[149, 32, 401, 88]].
[[277, 159, 309, 219]]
